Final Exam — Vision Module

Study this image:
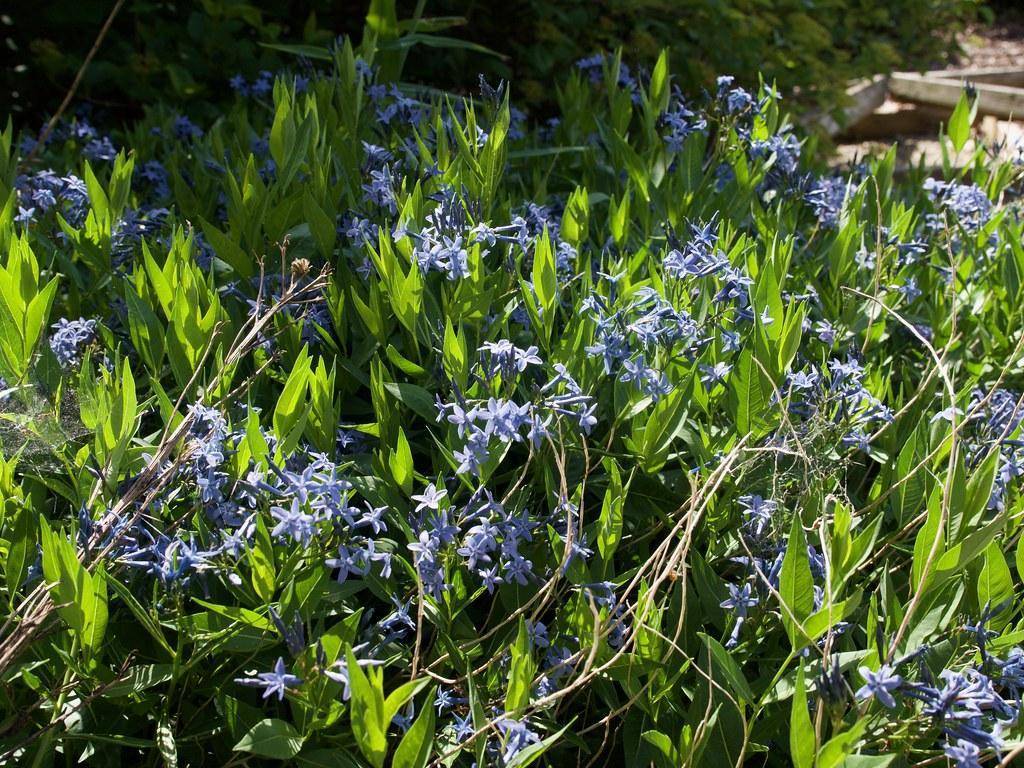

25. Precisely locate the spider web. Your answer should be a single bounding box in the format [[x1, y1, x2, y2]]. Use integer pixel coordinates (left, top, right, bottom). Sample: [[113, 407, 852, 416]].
[[0, 378, 90, 472]]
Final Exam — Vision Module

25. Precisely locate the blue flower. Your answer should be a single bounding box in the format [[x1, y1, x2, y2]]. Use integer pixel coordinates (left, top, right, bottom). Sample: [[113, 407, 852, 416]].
[[270, 498, 319, 546], [324, 653, 383, 700], [924, 179, 992, 232], [943, 739, 982, 768], [234, 657, 301, 701], [120, 531, 213, 587], [664, 218, 727, 278], [269, 608, 306, 657], [855, 664, 903, 709], [451, 713, 474, 742], [725, 87, 754, 114], [83, 136, 118, 161], [806, 177, 852, 228], [412, 483, 447, 513], [49, 318, 97, 368], [700, 362, 732, 387], [720, 582, 758, 647], [171, 115, 203, 141], [494, 717, 541, 764], [229, 74, 249, 95], [738, 495, 777, 537], [478, 340, 543, 380]]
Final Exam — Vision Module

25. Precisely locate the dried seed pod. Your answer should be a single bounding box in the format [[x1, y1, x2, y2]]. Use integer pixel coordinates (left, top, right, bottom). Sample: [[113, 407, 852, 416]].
[[290, 258, 312, 279]]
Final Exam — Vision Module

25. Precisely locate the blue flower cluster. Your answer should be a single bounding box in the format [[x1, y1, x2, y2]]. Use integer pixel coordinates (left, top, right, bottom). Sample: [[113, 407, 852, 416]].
[[853, 622, 1024, 768], [49, 317, 97, 368], [720, 494, 831, 648], [14, 169, 90, 227], [924, 178, 993, 233]]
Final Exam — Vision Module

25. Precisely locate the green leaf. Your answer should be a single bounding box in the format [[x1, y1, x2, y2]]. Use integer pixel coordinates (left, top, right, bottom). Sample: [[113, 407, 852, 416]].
[[891, 424, 927, 525], [274, 346, 312, 449], [779, 515, 814, 647], [81, 564, 109, 656], [389, 427, 414, 494], [560, 186, 588, 247], [347, 646, 387, 768], [730, 348, 768, 438], [383, 381, 437, 422], [269, 95, 293, 172], [841, 755, 896, 768], [531, 227, 558, 333], [442, 318, 467, 383], [104, 665, 175, 698], [295, 749, 365, 767], [259, 42, 333, 61], [84, 161, 110, 226], [947, 89, 974, 153], [23, 277, 57, 360], [641, 729, 678, 768], [124, 286, 166, 373], [233, 718, 304, 760], [304, 191, 337, 259], [599, 126, 649, 201], [956, 447, 1000, 540], [978, 540, 1013, 628], [466, 665, 488, 766], [386, 344, 427, 376], [200, 219, 253, 279], [637, 388, 688, 473], [802, 591, 862, 642], [107, 578, 174, 658], [648, 49, 670, 111], [816, 719, 867, 768], [913, 483, 946, 589], [393, 688, 436, 768], [39, 519, 107, 656], [157, 715, 178, 768], [250, 516, 276, 602], [597, 459, 623, 560], [384, 678, 431, 726], [505, 618, 535, 716], [699, 633, 754, 705], [378, 33, 507, 60], [610, 191, 630, 245], [6, 503, 35, 608], [790, 666, 815, 768]]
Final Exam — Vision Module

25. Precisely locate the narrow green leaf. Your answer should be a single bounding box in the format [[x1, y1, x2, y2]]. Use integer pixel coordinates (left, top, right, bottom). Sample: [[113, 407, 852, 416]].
[[779, 515, 814, 647], [250, 516, 276, 602], [948, 90, 973, 153], [157, 715, 178, 768], [978, 540, 1013, 628], [790, 666, 815, 768], [347, 647, 387, 768], [393, 688, 436, 768], [597, 459, 623, 560], [504, 618, 535, 716], [699, 633, 754, 705]]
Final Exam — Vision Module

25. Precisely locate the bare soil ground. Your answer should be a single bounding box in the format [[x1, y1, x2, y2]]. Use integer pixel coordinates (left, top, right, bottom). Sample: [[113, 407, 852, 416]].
[[953, 13, 1024, 69]]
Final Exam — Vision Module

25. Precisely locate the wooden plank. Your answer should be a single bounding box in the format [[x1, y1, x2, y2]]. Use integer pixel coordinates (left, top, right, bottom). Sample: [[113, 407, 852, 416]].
[[812, 75, 890, 137], [924, 67, 1024, 87], [890, 73, 1024, 120], [838, 102, 947, 141]]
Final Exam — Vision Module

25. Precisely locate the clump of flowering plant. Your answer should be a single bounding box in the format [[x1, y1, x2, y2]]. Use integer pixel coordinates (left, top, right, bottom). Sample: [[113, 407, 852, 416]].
[[0, 9, 1022, 768]]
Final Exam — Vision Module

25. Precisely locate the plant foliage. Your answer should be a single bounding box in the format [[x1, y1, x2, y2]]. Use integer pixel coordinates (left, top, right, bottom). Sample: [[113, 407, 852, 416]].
[[0, 5, 1022, 768]]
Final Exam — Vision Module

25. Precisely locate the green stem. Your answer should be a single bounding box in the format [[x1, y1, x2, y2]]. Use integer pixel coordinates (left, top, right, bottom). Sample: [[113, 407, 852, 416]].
[[31, 636, 79, 768]]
